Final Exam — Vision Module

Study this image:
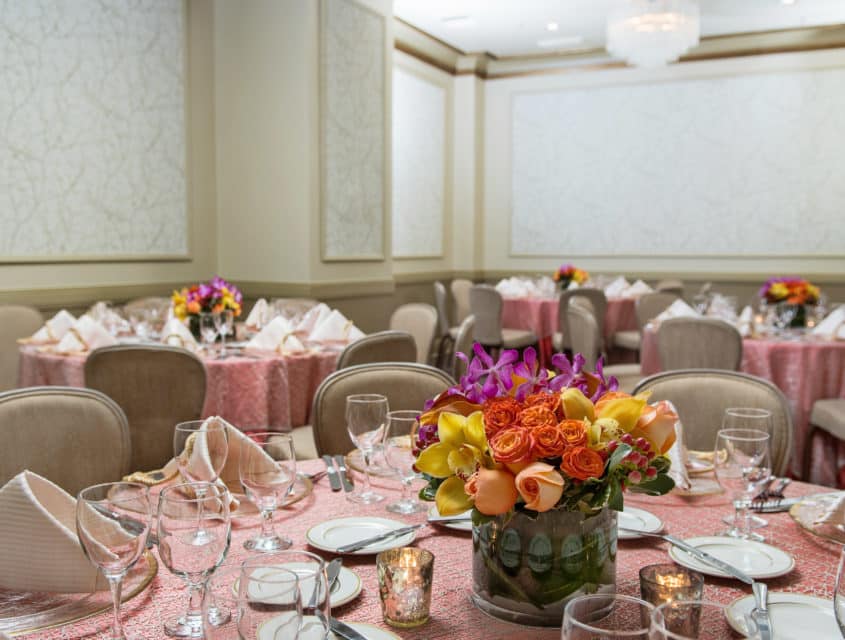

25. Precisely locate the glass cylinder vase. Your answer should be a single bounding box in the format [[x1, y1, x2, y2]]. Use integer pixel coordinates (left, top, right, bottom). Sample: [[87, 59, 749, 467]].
[[471, 506, 617, 626]]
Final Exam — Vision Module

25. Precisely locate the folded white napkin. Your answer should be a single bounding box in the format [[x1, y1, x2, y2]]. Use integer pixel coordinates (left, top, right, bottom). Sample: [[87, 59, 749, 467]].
[[53, 315, 117, 354], [29, 310, 76, 343], [604, 276, 630, 298], [296, 303, 332, 335], [737, 305, 753, 338], [813, 493, 845, 526], [246, 316, 306, 353], [623, 279, 653, 298], [813, 307, 845, 340], [535, 276, 557, 298], [495, 277, 532, 298], [245, 298, 272, 329], [566, 280, 580, 291], [0, 471, 112, 593], [160, 318, 198, 351], [654, 299, 699, 324], [309, 309, 365, 343]]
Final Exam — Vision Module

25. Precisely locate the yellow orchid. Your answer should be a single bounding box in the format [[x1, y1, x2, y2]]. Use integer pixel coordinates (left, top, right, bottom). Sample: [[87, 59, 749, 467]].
[[171, 289, 188, 321], [561, 388, 595, 422], [595, 394, 649, 432]]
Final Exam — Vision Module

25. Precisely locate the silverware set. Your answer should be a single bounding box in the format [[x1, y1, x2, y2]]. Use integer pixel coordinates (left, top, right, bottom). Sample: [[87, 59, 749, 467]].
[[322, 454, 354, 492], [749, 476, 793, 512]]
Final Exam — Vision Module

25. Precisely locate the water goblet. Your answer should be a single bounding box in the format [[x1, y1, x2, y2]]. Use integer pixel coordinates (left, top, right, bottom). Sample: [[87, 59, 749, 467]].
[[239, 432, 296, 552], [773, 302, 798, 337], [713, 428, 771, 541], [561, 593, 653, 639], [384, 410, 426, 514], [157, 482, 231, 638], [76, 482, 151, 640], [346, 394, 389, 504], [650, 600, 759, 639], [214, 309, 235, 358], [203, 566, 248, 640], [199, 313, 219, 356]]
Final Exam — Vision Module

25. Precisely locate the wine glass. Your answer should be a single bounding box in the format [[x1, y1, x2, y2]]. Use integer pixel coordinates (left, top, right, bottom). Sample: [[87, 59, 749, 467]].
[[384, 410, 425, 514], [157, 482, 231, 638], [239, 432, 296, 552], [773, 302, 797, 336], [214, 310, 235, 358], [650, 600, 759, 639], [241, 550, 329, 639], [76, 482, 151, 640], [561, 594, 653, 639], [835, 544, 845, 635], [238, 564, 302, 639], [346, 394, 389, 504], [199, 313, 218, 356], [713, 428, 771, 541]]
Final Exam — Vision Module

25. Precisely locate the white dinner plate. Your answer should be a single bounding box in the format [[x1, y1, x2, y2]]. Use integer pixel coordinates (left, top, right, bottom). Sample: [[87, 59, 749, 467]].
[[235, 563, 361, 608], [617, 506, 664, 539], [668, 536, 795, 580], [261, 616, 401, 640], [427, 506, 472, 532], [726, 592, 839, 639], [306, 517, 417, 555]]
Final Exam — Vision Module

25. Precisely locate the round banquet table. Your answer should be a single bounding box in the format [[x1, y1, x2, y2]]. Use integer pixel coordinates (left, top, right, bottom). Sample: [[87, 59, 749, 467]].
[[640, 330, 845, 485], [17, 345, 339, 430], [23, 459, 841, 640]]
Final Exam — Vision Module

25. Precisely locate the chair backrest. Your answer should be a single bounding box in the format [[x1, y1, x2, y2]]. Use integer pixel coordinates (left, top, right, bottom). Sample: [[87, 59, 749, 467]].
[[452, 315, 476, 380], [469, 285, 503, 346], [336, 331, 417, 369], [558, 289, 608, 352], [656, 317, 742, 371], [633, 369, 793, 476], [451, 279, 473, 324], [389, 304, 439, 364], [0, 386, 131, 494], [84, 345, 206, 471], [635, 292, 680, 330], [566, 305, 602, 369], [311, 363, 456, 456], [433, 281, 451, 336], [655, 279, 684, 297], [0, 305, 43, 392]]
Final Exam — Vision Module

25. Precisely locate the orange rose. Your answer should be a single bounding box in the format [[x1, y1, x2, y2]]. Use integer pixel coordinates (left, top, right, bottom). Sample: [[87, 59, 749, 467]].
[[524, 392, 562, 416], [559, 420, 588, 447], [515, 462, 565, 512], [482, 397, 522, 437], [630, 400, 678, 455], [465, 468, 518, 516], [489, 427, 534, 464], [532, 423, 568, 458], [518, 405, 558, 429], [560, 446, 605, 481], [186, 301, 201, 314]]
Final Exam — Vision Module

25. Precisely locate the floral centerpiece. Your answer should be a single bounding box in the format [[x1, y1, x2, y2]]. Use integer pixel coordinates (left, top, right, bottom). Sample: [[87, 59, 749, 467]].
[[413, 345, 676, 625], [758, 276, 820, 328], [552, 264, 589, 290], [171, 277, 243, 338]]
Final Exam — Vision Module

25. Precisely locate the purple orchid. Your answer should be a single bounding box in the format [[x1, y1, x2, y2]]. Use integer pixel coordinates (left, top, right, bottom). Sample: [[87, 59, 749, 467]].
[[512, 347, 548, 400]]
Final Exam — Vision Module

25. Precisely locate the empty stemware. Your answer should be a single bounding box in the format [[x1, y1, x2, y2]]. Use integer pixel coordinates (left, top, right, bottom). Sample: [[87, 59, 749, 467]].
[[199, 313, 219, 356], [713, 428, 771, 541], [650, 599, 760, 639], [561, 593, 653, 639], [237, 564, 302, 639], [345, 394, 389, 505], [384, 410, 426, 514], [214, 309, 235, 358]]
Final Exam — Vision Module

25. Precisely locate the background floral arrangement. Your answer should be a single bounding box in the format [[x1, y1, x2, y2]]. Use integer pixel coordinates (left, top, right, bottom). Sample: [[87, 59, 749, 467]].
[[758, 276, 820, 305], [414, 345, 676, 518], [552, 264, 589, 288], [171, 276, 243, 321]]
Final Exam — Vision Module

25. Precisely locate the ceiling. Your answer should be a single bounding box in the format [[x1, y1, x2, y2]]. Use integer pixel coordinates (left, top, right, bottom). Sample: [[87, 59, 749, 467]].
[[393, 0, 845, 58]]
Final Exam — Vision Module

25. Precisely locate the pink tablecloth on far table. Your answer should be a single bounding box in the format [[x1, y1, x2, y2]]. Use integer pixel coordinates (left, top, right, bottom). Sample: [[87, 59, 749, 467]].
[[641, 330, 845, 485], [501, 296, 636, 344], [27, 459, 842, 640], [17, 346, 338, 430]]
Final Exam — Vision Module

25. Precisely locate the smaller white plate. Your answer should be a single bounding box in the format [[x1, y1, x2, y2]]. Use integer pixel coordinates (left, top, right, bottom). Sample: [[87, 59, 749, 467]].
[[262, 616, 401, 640], [306, 517, 416, 555], [668, 536, 795, 580], [618, 506, 664, 539], [726, 592, 839, 639], [427, 506, 472, 532], [235, 563, 361, 608]]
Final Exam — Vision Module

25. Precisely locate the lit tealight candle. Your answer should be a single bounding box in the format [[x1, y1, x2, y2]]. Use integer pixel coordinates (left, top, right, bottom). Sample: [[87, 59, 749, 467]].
[[377, 547, 434, 628], [640, 564, 704, 606]]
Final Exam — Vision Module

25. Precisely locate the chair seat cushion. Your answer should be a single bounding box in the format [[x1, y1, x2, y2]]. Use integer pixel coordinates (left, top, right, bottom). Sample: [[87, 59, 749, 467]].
[[613, 330, 641, 351], [811, 399, 845, 440], [502, 329, 537, 349]]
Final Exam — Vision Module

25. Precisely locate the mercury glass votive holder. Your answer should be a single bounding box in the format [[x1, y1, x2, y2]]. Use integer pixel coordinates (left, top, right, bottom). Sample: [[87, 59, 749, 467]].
[[639, 564, 705, 607], [376, 547, 434, 628]]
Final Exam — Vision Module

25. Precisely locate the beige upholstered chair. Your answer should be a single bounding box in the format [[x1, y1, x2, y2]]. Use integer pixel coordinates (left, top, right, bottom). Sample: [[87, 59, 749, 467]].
[[553, 289, 608, 353], [452, 315, 476, 380], [310, 363, 455, 456], [656, 317, 742, 371], [613, 291, 679, 352], [0, 386, 131, 494], [336, 331, 417, 369], [84, 344, 206, 472], [655, 279, 684, 297], [433, 282, 460, 367], [451, 278, 473, 324], [804, 399, 845, 479], [469, 285, 537, 352], [389, 303, 439, 364], [0, 305, 43, 391], [634, 370, 793, 476]]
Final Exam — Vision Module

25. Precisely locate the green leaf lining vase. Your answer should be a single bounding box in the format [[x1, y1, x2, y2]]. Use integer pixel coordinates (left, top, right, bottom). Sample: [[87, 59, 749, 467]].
[[471, 507, 617, 626]]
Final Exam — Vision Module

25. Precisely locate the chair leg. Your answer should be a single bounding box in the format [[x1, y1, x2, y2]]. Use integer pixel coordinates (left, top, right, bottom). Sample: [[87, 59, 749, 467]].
[[803, 425, 819, 482]]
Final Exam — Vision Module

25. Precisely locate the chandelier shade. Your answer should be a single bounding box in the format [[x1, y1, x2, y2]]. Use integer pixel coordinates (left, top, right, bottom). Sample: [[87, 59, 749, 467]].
[[606, 0, 700, 68]]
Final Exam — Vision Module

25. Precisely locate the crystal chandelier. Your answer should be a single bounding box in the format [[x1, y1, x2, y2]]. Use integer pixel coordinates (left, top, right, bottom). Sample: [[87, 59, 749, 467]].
[[606, 0, 700, 68]]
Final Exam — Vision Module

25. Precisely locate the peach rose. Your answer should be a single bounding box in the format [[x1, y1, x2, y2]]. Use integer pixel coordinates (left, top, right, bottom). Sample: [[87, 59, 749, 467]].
[[489, 427, 534, 464], [630, 400, 678, 454], [465, 468, 518, 515], [515, 462, 565, 512], [524, 392, 562, 416], [518, 405, 558, 429], [559, 419, 588, 447], [560, 446, 605, 481], [482, 397, 522, 437], [532, 423, 568, 458]]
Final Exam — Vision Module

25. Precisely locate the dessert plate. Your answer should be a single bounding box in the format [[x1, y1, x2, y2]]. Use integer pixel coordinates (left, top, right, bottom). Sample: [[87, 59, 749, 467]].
[[668, 536, 795, 579], [306, 517, 416, 555], [617, 506, 664, 540], [428, 506, 472, 532], [726, 592, 838, 639]]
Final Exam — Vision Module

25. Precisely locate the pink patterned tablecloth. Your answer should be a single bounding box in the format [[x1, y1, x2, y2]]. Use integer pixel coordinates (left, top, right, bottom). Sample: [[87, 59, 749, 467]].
[[25, 460, 840, 640], [501, 296, 636, 344], [17, 346, 338, 430], [641, 330, 845, 485]]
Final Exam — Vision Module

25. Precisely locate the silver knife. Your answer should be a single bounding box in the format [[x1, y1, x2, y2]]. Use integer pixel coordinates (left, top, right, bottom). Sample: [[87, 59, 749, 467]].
[[334, 454, 355, 492], [322, 455, 342, 492], [751, 581, 772, 640], [337, 518, 469, 553], [329, 617, 370, 640]]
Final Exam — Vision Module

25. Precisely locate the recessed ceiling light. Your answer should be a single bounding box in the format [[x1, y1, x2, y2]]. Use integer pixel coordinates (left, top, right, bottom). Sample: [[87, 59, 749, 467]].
[[537, 35, 585, 49], [442, 15, 474, 29], [547, 22, 559, 32]]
